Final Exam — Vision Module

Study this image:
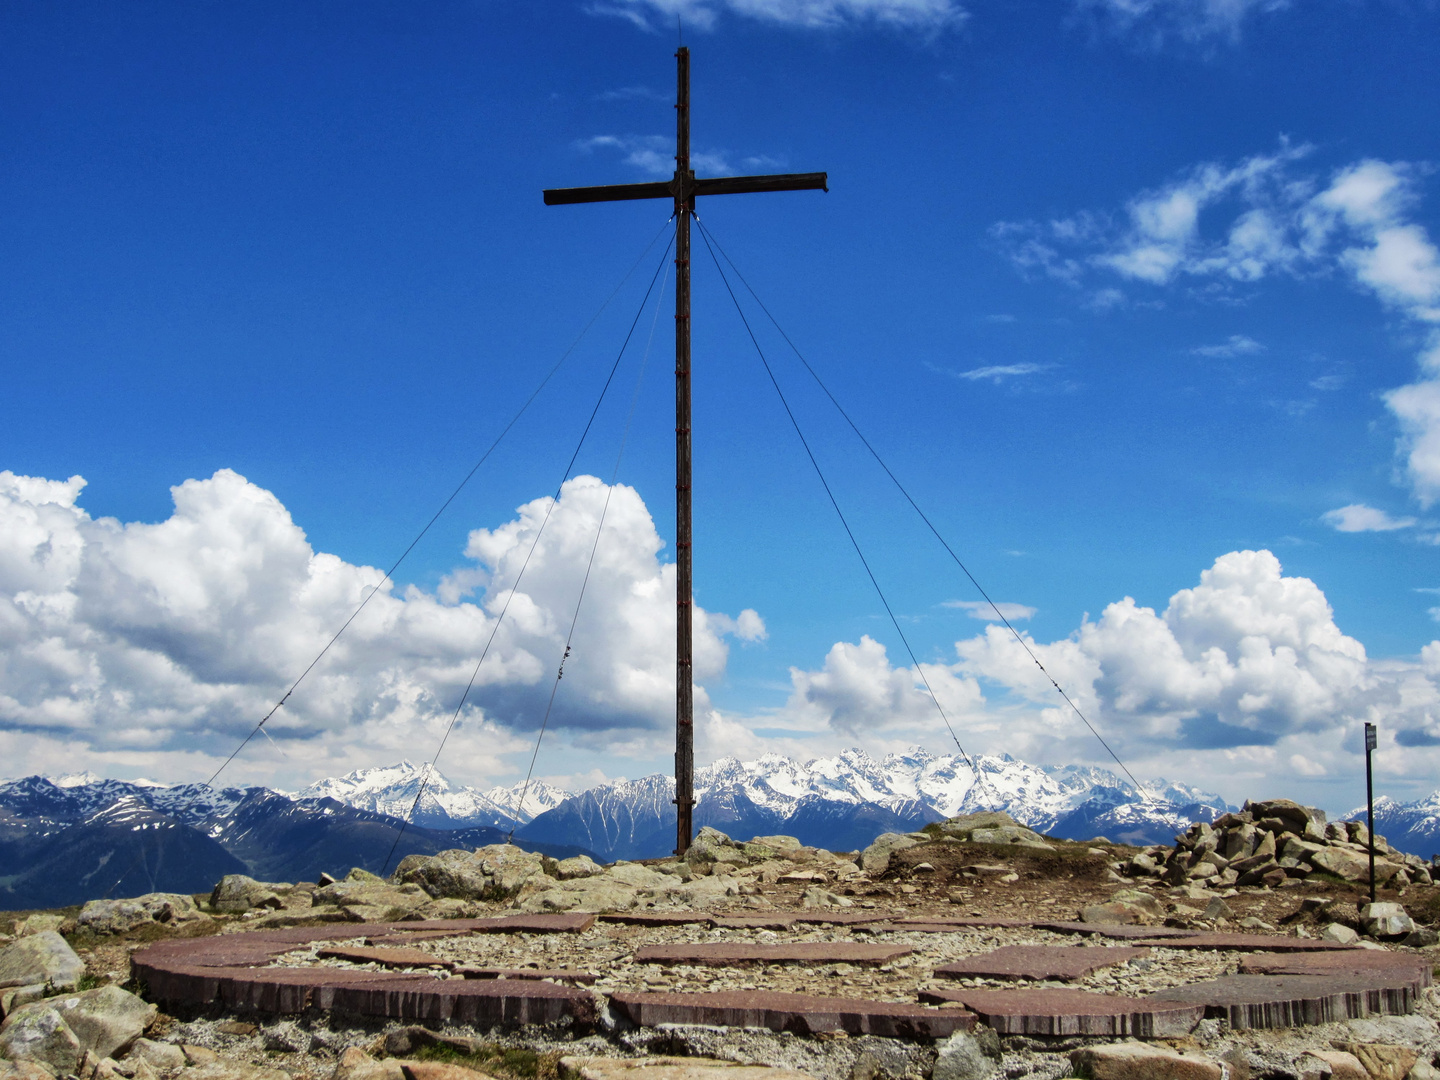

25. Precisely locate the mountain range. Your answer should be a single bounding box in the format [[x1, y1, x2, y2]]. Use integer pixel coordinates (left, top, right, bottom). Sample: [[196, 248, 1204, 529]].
[[0, 746, 1240, 911]]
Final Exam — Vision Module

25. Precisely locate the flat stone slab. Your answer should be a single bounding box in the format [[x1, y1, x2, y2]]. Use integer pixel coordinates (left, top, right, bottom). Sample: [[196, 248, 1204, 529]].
[[1239, 950, 1432, 988], [611, 990, 973, 1039], [920, 986, 1202, 1038], [561, 1055, 819, 1080], [599, 912, 712, 926], [315, 946, 453, 969], [791, 913, 894, 925], [468, 914, 596, 934], [455, 967, 597, 984], [1147, 972, 1421, 1029], [632, 943, 912, 967], [890, 916, 1035, 929], [935, 945, 1151, 981], [709, 916, 799, 930], [1038, 922, 1200, 939], [1130, 933, 1357, 951]]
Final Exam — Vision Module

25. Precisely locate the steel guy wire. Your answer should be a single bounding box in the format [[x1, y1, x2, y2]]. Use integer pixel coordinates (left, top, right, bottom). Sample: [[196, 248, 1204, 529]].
[[696, 220, 1003, 813], [382, 232, 676, 874], [694, 218, 1155, 806]]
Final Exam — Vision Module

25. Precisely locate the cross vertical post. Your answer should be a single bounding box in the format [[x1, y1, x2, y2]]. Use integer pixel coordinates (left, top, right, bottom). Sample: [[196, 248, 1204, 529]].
[[543, 50, 826, 855], [673, 46, 695, 856]]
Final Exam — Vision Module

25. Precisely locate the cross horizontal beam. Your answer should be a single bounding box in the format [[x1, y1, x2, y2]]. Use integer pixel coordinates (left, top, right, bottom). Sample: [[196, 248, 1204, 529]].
[[543, 171, 828, 206]]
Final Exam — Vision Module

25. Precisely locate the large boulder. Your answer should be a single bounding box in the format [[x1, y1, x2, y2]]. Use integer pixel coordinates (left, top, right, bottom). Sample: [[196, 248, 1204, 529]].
[[0, 1007, 82, 1074], [1310, 847, 1403, 884], [860, 833, 918, 875], [554, 855, 605, 881], [11, 916, 64, 939], [311, 869, 429, 918], [78, 894, 207, 936], [1071, 1042, 1221, 1080], [1081, 890, 1164, 926], [50, 985, 154, 1060], [937, 811, 1021, 836], [1360, 902, 1416, 939], [0, 932, 85, 991], [967, 825, 1052, 849], [395, 845, 547, 900], [932, 1030, 1002, 1080], [209, 876, 287, 914]]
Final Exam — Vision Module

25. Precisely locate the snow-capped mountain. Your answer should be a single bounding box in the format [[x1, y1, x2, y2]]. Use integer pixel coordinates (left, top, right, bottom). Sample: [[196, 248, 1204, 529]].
[[296, 761, 569, 830], [518, 747, 1231, 860], [1343, 792, 1440, 859]]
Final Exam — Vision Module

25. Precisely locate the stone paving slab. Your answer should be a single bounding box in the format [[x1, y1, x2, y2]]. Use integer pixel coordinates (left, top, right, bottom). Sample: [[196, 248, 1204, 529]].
[[455, 967, 598, 984], [315, 946, 453, 969], [468, 914, 597, 934], [1238, 950, 1432, 988], [889, 916, 1035, 928], [791, 913, 894, 926], [1130, 933, 1358, 951], [632, 942, 912, 967], [708, 916, 799, 930], [326, 976, 597, 1026], [610, 990, 974, 1039], [1147, 972, 1420, 1028], [598, 912, 713, 926], [366, 931, 466, 945], [934, 945, 1151, 981], [918, 986, 1203, 1038], [1037, 922, 1200, 939]]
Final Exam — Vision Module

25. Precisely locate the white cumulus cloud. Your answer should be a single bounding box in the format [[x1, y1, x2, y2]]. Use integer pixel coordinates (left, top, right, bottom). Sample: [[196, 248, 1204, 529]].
[[0, 468, 762, 787], [771, 550, 1440, 806]]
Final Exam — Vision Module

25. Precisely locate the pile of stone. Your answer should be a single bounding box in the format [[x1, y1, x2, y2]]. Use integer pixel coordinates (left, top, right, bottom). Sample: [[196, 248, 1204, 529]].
[[860, 811, 1052, 876], [276, 831, 865, 920], [1125, 798, 1436, 890]]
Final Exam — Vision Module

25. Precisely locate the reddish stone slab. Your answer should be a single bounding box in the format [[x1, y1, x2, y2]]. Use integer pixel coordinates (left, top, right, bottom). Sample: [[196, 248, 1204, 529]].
[[315, 946, 453, 969], [1037, 922, 1200, 939], [455, 967, 597, 984], [792, 912, 893, 925], [890, 916, 1035, 929], [709, 916, 799, 930], [919, 986, 1203, 1038], [365, 931, 463, 945], [1147, 972, 1420, 1029], [598, 912, 711, 926], [1131, 933, 1357, 952], [327, 976, 597, 1026], [1239, 950, 1432, 988], [632, 942, 912, 966], [935, 946, 1151, 981], [611, 990, 974, 1039], [468, 913, 596, 934]]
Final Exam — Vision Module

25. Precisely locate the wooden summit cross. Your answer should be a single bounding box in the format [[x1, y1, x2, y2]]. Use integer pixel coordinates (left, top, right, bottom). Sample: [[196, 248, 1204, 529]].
[[543, 48, 826, 855]]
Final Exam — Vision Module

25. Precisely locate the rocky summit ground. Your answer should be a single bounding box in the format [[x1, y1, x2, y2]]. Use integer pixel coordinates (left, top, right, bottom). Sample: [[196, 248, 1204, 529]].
[[4, 803, 1440, 1080]]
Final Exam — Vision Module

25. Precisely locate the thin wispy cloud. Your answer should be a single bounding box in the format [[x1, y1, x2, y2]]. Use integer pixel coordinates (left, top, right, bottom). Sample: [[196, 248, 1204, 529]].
[[1193, 334, 1264, 358], [996, 148, 1440, 506], [589, 0, 966, 33], [1075, 0, 1291, 44], [944, 362, 1055, 384], [943, 600, 1037, 622], [597, 86, 668, 103], [1321, 504, 1418, 533], [577, 134, 730, 177]]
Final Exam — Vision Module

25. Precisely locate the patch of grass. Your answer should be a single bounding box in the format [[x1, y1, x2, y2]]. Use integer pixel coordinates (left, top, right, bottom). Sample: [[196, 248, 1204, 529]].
[[413, 1042, 561, 1080], [73, 974, 102, 992]]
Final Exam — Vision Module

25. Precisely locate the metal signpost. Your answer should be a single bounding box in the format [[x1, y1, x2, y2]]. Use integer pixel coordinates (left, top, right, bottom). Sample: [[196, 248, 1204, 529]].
[[542, 48, 826, 854], [1365, 721, 1378, 905]]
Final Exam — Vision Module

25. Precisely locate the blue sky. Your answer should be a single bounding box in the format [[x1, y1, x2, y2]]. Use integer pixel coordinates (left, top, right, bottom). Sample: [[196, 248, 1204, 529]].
[[2, 0, 1439, 814]]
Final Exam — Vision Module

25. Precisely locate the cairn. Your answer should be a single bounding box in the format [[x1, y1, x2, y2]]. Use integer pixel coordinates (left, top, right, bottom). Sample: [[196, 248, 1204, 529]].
[[1123, 798, 1436, 890]]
